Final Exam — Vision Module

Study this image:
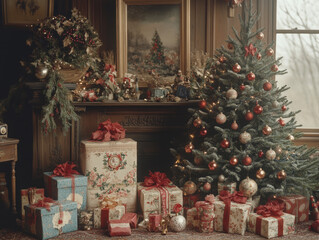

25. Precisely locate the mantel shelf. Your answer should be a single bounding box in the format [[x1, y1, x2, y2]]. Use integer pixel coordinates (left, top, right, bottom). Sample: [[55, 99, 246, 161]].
[[73, 100, 200, 107]]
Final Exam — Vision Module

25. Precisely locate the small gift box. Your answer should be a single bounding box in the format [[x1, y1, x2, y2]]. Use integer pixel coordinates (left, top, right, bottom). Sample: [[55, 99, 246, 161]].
[[137, 171, 183, 219], [108, 222, 131, 237], [21, 188, 44, 220], [214, 190, 251, 235], [93, 205, 126, 229], [277, 195, 309, 223], [218, 182, 236, 195], [120, 213, 138, 228], [43, 162, 87, 210], [247, 200, 295, 239], [186, 195, 215, 232], [311, 220, 319, 233], [148, 213, 162, 232], [78, 210, 94, 230], [24, 198, 77, 240]]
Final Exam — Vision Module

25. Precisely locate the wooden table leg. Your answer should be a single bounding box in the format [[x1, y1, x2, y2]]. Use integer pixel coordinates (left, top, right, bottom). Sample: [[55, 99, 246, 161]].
[[11, 160, 16, 214]]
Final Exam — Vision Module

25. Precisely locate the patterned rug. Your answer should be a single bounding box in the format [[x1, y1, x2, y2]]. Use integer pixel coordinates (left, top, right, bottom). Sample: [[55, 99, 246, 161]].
[[0, 221, 318, 240]]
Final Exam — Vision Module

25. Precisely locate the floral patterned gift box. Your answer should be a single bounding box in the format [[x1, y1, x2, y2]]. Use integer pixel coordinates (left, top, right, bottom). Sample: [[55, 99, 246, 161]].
[[218, 181, 237, 195], [24, 199, 77, 240], [214, 190, 251, 235], [247, 200, 295, 239], [80, 138, 137, 212]]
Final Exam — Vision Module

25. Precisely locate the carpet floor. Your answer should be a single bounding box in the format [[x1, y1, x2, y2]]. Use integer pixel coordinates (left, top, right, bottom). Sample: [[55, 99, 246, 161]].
[[0, 221, 318, 240]]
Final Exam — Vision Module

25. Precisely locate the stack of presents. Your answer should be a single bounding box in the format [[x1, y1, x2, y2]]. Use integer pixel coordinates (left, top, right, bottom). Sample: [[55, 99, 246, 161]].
[[21, 120, 318, 239]]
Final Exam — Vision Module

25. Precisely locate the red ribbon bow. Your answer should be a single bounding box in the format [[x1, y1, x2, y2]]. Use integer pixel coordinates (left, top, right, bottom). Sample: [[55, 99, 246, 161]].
[[32, 197, 56, 211], [52, 162, 80, 177], [91, 119, 126, 142], [218, 190, 247, 233], [143, 171, 171, 187], [255, 199, 285, 217]]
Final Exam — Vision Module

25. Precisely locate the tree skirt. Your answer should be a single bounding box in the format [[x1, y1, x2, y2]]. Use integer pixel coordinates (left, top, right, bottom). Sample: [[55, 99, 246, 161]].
[[0, 221, 318, 240]]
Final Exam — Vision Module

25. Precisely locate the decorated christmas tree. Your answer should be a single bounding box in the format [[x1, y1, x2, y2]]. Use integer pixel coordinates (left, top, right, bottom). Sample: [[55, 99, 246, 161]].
[[171, 1, 319, 201], [149, 30, 165, 65]]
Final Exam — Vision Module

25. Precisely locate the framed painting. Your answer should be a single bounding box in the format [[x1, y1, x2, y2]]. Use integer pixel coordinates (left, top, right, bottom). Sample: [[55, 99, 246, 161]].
[[2, 0, 54, 26], [117, 0, 190, 87]]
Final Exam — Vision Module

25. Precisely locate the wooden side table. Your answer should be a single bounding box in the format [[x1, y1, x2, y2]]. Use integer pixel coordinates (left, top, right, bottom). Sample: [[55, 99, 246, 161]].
[[0, 138, 19, 213]]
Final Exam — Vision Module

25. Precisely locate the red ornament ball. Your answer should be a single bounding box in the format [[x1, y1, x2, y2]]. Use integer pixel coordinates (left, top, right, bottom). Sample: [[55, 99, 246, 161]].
[[254, 103, 263, 115], [242, 156, 252, 166], [267, 48, 274, 56], [277, 170, 287, 180], [194, 156, 202, 165], [258, 150, 264, 158], [185, 143, 194, 153], [203, 182, 212, 191], [257, 53, 262, 60], [199, 100, 207, 109], [282, 105, 287, 112], [271, 64, 279, 72], [220, 139, 230, 148], [240, 84, 246, 91], [200, 128, 207, 136], [263, 81, 272, 91], [193, 118, 202, 128], [262, 125, 272, 135], [229, 156, 239, 166], [278, 118, 286, 126], [246, 72, 256, 81], [245, 111, 254, 121], [208, 160, 218, 170], [231, 121, 238, 130], [232, 63, 241, 73]]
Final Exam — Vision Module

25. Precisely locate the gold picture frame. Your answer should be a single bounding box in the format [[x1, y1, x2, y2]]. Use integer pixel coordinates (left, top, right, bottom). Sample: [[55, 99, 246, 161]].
[[2, 0, 54, 26], [117, 0, 190, 86]]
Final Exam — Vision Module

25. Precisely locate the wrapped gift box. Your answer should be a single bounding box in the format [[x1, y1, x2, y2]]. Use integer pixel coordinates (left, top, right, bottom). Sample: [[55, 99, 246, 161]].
[[93, 205, 126, 229], [247, 212, 295, 238], [78, 210, 94, 230], [21, 188, 44, 220], [218, 182, 236, 195], [186, 208, 199, 230], [115, 212, 138, 228], [43, 172, 87, 210], [108, 222, 131, 237], [183, 193, 201, 215], [24, 200, 77, 240], [214, 197, 251, 235], [80, 138, 137, 212], [277, 195, 309, 223], [137, 182, 183, 219]]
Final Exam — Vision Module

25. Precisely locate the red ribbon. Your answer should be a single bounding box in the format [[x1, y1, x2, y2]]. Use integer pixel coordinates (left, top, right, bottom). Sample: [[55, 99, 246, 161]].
[[50, 162, 80, 202], [218, 190, 247, 233], [91, 119, 126, 142], [255, 199, 285, 236]]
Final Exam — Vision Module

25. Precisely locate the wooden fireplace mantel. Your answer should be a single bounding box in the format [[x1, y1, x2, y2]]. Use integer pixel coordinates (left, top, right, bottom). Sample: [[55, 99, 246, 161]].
[[32, 100, 198, 181]]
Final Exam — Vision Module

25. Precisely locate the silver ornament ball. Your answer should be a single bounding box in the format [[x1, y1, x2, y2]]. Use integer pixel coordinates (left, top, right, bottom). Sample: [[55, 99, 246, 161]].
[[169, 215, 187, 232], [35, 65, 49, 79], [266, 148, 276, 160], [239, 131, 251, 144], [218, 174, 226, 182]]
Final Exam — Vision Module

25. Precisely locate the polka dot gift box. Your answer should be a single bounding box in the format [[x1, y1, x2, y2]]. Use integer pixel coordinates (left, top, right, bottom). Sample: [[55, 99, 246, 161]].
[[277, 195, 309, 223]]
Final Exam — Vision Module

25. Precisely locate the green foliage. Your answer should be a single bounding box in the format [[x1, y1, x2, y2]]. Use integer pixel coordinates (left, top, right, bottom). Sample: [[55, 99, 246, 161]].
[[171, 1, 319, 200]]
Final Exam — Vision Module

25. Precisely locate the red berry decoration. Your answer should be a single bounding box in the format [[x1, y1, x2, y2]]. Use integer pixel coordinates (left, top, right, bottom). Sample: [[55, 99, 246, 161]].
[[199, 100, 207, 109], [185, 143, 194, 153], [200, 128, 207, 136], [240, 84, 246, 91], [220, 139, 230, 148], [271, 64, 279, 72], [253, 103, 263, 115], [257, 53, 262, 60], [229, 156, 239, 166], [258, 150, 264, 158], [282, 105, 287, 111], [232, 63, 241, 73], [208, 160, 218, 170], [245, 111, 254, 121], [242, 156, 252, 166], [203, 182, 212, 191], [246, 72, 256, 81], [278, 118, 286, 126], [263, 81, 272, 91]]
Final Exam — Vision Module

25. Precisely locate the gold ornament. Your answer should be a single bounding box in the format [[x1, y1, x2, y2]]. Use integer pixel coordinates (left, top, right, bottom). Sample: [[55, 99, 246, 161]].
[[262, 125, 272, 135], [266, 48, 274, 56], [193, 118, 202, 128], [287, 134, 295, 141], [239, 177, 258, 198], [277, 170, 287, 180], [256, 168, 266, 179], [183, 180, 197, 195], [275, 146, 282, 155], [35, 64, 49, 79], [257, 32, 264, 40]]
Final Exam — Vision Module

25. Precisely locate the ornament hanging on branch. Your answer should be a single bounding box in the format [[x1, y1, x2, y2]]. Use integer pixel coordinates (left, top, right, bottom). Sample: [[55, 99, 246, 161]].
[[219, 55, 226, 63], [229, 156, 239, 166], [239, 177, 258, 198], [263, 81, 272, 91], [227, 42, 234, 50], [35, 64, 49, 79], [240, 84, 246, 91], [183, 181, 197, 195], [266, 148, 276, 160], [256, 168, 266, 179], [208, 160, 218, 170], [239, 131, 251, 144], [232, 63, 241, 73], [185, 143, 194, 153], [253, 102, 263, 115], [287, 134, 295, 141], [277, 170, 287, 180], [199, 100, 207, 109], [226, 87, 238, 99], [271, 64, 279, 72], [257, 53, 262, 60], [256, 32, 264, 40], [278, 117, 286, 126], [220, 139, 230, 148], [218, 174, 226, 182], [275, 146, 282, 155], [216, 113, 227, 124], [245, 111, 254, 121], [231, 121, 238, 130], [258, 150, 264, 158], [262, 125, 272, 135], [203, 182, 212, 191], [246, 72, 255, 81], [193, 118, 202, 128], [200, 128, 207, 136], [242, 156, 252, 166], [194, 156, 202, 165], [282, 105, 287, 112], [266, 48, 274, 56]]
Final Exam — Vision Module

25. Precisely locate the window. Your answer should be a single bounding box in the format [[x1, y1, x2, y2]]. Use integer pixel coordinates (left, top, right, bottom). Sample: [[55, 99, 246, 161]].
[[276, 0, 319, 128]]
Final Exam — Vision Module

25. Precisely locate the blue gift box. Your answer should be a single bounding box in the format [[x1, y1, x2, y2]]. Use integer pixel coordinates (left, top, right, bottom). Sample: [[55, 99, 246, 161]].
[[43, 172, 87, 210], [24, 200, 77, 240]]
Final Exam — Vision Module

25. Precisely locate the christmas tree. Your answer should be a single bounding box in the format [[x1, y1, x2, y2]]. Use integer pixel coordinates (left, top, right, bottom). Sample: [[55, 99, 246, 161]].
[[171, 1, 319, 201], [149, 30, 165, 66]]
